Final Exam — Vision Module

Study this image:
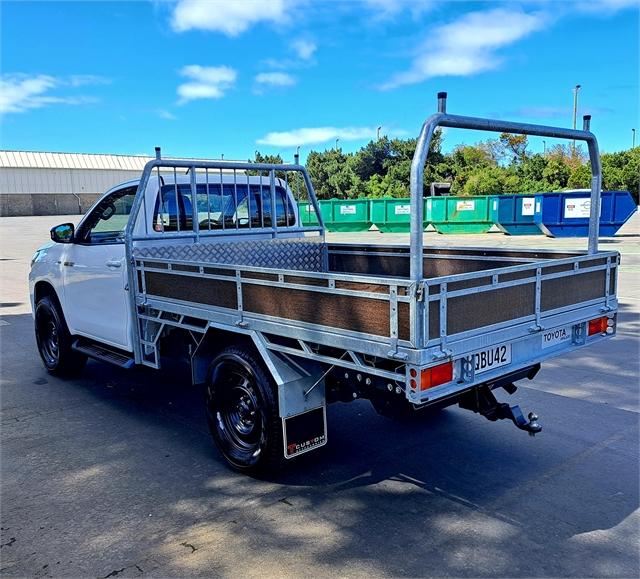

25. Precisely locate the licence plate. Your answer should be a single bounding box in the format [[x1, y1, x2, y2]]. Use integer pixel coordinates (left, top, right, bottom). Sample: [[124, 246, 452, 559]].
[[474, 344, 512, 375]]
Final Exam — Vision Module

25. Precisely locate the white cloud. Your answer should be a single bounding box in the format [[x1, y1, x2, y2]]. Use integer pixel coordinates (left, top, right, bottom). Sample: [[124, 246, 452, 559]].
[[257, 126, 381, 147], [381, 8, 547, 90], [291, 38, 316, 60], [254, 72, 297, 92], [361, 0, 435, 21], [68, 74, 111, 87], [0, 74, 102, 114], [171, 0, 292, 35], [177, 65, 237, 104], [157, 109, 178, 120]]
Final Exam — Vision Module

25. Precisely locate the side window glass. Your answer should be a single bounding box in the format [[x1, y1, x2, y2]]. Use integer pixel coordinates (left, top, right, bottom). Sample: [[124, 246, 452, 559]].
[[77, 186, 137, 243]]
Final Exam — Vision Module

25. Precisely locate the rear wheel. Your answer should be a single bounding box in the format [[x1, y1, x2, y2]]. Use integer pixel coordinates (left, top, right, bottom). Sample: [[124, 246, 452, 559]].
[[205, 346, 284, 473], [35, 296, 86, 376]]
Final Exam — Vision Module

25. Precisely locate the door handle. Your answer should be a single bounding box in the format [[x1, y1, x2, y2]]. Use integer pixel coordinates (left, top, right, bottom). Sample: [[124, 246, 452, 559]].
[[106, 259, 122, 268]]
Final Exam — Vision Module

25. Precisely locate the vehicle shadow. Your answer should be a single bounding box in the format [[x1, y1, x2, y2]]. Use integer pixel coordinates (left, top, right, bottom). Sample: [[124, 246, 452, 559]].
[[2, 311, 638, 577]]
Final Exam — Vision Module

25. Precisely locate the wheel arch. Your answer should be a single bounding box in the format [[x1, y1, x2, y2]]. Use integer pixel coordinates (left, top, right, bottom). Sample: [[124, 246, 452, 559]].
[[191, 327, 275, 386], [34, 280, 63, 311]]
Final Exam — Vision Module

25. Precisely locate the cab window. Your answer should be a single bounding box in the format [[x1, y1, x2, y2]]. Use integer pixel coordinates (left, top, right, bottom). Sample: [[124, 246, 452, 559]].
[[75, 186, 137, 244], [153, 182, 295, 232]]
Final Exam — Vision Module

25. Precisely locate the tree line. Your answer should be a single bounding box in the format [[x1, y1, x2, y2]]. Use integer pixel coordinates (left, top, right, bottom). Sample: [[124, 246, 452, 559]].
[[252, 132, 640, 203]]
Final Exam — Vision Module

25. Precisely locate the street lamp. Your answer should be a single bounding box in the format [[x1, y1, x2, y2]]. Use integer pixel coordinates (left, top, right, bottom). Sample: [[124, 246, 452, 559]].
[[335, 138, 339, 150], [633, 128, 636, 148], [377, 126, 382, 140], [572, 84, 581, 153], [542, 140, 546, 154]]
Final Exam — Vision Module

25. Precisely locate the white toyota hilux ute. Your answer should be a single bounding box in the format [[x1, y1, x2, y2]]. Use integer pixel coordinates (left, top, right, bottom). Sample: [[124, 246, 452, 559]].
[[29, 94, 620, 474]]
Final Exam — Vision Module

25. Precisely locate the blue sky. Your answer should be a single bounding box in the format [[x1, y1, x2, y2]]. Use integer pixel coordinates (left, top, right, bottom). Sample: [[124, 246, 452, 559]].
[[1, 0, 638, 162]]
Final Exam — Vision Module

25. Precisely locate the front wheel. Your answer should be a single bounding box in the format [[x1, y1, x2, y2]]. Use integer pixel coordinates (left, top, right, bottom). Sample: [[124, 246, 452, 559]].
[[34, 296, 87, 376], [205, 346, 284, 473]]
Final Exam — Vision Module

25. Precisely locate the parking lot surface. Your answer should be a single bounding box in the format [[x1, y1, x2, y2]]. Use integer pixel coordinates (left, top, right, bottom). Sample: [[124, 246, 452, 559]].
[[1, 214, 638, 578]]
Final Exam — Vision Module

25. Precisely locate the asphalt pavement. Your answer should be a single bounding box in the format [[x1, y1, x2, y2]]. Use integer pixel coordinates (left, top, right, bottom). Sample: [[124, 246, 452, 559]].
[[0, 214, 638, 578]]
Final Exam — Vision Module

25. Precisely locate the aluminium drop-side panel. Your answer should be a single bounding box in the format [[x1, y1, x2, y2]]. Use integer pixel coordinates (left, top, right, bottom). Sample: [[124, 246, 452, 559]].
[[444, 283, 537, 337], [144, 272, 238, 310], [242, 284, 411, 341], [540, 270, 606, 311]]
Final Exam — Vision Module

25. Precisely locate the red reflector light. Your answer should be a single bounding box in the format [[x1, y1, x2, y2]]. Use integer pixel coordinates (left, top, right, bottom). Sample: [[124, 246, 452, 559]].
[[588, 317, 608, 336], [420, 362, 453, 391]]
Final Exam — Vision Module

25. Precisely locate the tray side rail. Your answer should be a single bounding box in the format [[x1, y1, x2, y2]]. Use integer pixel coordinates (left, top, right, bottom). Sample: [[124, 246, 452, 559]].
[[133, 255, 417, 369]]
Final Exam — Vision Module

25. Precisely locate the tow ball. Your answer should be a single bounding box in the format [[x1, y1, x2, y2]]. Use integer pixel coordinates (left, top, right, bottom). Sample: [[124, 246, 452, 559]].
[[459, 384, 542, 436]]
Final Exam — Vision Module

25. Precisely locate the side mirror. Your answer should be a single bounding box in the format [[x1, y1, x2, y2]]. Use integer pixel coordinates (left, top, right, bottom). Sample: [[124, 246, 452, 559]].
[[50, 223, 75, 243]]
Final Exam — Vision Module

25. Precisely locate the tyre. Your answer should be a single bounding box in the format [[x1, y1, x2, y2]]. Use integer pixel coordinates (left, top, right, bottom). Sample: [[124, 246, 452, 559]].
[[205, 345, 284, 473], [34, 295, 87, 376]]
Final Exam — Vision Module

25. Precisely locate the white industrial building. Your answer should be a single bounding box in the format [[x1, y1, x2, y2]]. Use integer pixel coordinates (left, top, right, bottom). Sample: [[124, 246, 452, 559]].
[[0, 150, 157, 216]]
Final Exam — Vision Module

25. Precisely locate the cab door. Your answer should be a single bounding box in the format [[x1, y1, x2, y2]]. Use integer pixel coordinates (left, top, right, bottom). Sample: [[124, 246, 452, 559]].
[[61, 186, 137, 351]]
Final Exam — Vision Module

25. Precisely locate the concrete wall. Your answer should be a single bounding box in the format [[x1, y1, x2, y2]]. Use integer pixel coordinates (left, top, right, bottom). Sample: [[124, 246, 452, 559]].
[[0, 167, 140, 195], [0, 193, 102, 216], [0, 166, 142, 216]]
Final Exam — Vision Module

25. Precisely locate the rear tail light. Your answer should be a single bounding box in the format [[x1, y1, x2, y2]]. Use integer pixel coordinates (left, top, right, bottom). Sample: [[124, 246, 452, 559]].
[[588, 316, 608, 336], [419, 361, 453, 391]]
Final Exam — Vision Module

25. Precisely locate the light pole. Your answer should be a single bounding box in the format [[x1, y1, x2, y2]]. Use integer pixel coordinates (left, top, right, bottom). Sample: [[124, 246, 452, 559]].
[[542, 140, 546, 154], [633, 128, 636, 148], [335, 138, 339, 150], [572, 84, 581, 153], [377, 126, 382, 140]]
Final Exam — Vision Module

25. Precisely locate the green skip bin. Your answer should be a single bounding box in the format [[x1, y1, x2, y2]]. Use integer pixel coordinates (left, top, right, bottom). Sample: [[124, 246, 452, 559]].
[[426, 195, 496, 234], [323, 199, 372, 232], [370, 198, 429, 233], [297, 201, 321, 226]]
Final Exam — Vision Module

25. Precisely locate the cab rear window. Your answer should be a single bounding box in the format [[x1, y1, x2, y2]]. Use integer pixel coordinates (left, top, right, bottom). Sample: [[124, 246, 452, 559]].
[[153, 183, 295, 232]]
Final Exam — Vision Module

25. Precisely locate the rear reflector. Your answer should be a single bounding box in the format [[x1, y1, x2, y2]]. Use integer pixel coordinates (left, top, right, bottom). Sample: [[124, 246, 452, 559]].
[[420, 361, 453, 391], [588, 317, 608, 336]]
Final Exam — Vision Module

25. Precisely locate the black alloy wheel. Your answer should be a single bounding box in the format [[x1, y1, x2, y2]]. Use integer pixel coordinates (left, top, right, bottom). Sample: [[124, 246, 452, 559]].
[[205, 346, 284, 473]]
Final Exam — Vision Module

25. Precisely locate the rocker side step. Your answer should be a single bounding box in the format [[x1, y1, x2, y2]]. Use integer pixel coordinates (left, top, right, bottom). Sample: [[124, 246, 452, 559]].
[[72, 338, 135, 369]]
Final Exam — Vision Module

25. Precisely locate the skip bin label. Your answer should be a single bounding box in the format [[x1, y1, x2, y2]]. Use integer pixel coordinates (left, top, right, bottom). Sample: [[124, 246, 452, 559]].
[[340, 205, 357, 215], [521, 197, 535, 216], [456, 200, 475, 211], [394, 204, 411, 215], [564, 198, 591, 218]]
